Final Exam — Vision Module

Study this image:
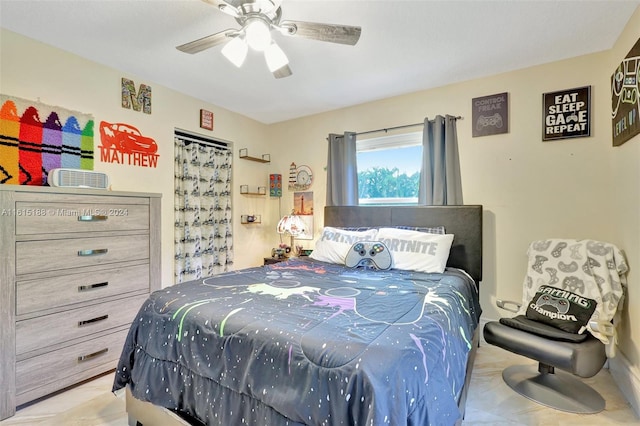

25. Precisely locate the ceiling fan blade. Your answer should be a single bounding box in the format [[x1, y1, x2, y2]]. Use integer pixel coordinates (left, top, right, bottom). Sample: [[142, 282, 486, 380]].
[[176, 30, 238, 54], [279, 20, 361, 46], [272, 64, 292, 79]]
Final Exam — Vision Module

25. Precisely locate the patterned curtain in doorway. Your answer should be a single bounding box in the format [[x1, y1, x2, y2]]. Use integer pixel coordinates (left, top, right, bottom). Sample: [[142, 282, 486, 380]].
[[174, 136, 233, 283]]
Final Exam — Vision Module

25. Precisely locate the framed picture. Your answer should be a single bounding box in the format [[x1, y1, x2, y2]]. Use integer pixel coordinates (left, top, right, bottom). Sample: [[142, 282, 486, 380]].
[[472, 92, 509, 137], [611, 37, 640, 147], [200, 109, 214, 130], [543, 86, 591, 141], [293, 191, 313, 240]]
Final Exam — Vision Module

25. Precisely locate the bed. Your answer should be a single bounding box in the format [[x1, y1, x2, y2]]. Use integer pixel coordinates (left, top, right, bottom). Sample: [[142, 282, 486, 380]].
[[113, 205, 483, 426]]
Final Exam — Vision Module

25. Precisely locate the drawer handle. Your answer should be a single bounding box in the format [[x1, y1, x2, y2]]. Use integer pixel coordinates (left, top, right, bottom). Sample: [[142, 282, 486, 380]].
[[78, 347, 109, 362], [78, 314, 109, 327], [78, 282, 109, 292], [77, 248, 108, 256], [78, 215, 108, 222]]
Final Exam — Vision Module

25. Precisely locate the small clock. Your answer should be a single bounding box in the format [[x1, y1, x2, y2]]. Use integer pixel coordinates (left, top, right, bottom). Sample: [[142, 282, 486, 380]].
[[295, 165, 313, 189]]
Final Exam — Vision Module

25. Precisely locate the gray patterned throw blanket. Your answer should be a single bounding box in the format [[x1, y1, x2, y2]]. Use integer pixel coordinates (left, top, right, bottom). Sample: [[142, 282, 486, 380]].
[[113, 258, 481, 425], [518, 239, 628, 356]]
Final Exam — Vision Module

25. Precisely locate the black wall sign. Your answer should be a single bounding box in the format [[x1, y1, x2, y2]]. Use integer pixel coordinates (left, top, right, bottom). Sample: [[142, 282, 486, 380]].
[[472, 92, 509, 137], [611, 37, 640, 147], [543, 86, 591, 141]]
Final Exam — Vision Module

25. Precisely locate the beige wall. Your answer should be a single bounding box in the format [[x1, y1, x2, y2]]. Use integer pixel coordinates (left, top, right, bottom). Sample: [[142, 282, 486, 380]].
[[2, 6, 639, 401], [270, 51, 619, 315], [609, 6, 640, 386], [0, 29, 281, 281], [268, 9, 640, 378]]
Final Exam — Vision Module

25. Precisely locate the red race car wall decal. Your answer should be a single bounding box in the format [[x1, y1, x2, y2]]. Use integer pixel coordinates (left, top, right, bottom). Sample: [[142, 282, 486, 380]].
[[98, 121, 159, 168]]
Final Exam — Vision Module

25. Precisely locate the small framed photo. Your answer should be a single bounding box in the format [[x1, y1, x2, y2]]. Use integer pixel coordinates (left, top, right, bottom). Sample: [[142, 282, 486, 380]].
[[293, 191, 314, 240], [542, 86, 590, 141], [200, 109, 214, 130]]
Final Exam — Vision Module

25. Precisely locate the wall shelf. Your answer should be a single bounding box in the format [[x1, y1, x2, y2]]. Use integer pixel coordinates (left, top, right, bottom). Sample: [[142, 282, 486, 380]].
[[240, 185, 267, 195], [238, 149, 268, 224], [239, 148, 270, 163], [240, 214, 262, 224]]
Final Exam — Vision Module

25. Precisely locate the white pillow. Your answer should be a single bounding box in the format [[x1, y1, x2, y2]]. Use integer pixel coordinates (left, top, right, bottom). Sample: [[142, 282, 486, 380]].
[[376, 227, 454, 273], [310, 227, 378, 265]]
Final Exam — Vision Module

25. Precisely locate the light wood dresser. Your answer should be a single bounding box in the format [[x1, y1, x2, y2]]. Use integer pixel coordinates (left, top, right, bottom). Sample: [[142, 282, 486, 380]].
[[0, 185, 161, 420]]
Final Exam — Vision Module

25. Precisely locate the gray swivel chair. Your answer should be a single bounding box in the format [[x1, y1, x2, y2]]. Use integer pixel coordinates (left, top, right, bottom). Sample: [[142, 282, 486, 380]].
[[483, 239, 628, 414], [484, 305, 607, 413]]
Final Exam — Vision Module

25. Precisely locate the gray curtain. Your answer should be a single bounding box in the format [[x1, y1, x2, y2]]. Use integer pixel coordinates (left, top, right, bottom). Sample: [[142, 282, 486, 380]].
[[418, 115, 463, 205], [326, 131, 358, 206]]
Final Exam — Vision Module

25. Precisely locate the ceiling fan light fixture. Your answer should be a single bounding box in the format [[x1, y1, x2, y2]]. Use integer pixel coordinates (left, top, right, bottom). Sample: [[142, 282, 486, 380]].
[[265, 42, 289, 72], [245, 19, 272, 51], [221, 36, 248, 67], [177, 0, 361, 79]]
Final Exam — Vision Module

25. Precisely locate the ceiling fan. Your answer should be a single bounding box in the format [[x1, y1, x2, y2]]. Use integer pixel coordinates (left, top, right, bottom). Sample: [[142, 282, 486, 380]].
[[177, 0, 361, 78]]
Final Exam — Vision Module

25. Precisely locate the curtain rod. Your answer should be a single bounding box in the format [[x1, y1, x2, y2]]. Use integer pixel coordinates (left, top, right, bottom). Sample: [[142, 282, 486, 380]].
[[335, 116, 463, 138], [175, 128, 231, 150]]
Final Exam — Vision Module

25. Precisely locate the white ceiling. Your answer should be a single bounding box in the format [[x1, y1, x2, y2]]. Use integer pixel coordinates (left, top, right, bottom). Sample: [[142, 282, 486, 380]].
[[1, 0, 638, 124]]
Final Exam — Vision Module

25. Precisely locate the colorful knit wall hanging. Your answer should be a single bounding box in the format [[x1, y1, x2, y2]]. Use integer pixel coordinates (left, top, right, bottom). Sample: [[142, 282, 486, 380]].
[[0, 94, 94, 185]]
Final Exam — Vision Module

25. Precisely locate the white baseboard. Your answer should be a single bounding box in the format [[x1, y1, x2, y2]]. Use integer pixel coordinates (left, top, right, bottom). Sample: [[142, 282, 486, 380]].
[[609, 350, 640, 418], [477, 317, 490, 344]]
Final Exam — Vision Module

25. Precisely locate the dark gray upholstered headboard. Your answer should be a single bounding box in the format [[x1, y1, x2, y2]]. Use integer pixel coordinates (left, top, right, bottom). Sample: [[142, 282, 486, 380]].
[[324, 205, 483, 283]]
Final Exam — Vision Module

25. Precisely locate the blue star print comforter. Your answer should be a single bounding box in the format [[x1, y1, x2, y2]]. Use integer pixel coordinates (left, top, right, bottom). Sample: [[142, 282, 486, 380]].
[[113, 258, 481, 425]]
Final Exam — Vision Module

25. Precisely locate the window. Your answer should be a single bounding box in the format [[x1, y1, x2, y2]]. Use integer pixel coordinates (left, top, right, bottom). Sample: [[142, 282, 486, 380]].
[[356, 132, 422, 205]]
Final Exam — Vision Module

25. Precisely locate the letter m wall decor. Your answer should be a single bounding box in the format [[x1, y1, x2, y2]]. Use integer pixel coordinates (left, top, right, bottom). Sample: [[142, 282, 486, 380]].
[[121, 78, 152, 114]]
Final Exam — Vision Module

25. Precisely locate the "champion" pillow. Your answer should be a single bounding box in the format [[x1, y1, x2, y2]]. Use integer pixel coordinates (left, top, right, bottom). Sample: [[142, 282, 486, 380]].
[[525, 285, 597, 334]]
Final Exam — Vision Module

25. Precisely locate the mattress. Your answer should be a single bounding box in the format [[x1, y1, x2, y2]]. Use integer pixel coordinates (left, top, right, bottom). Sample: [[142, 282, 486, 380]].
[[113, 257, 481, 425]]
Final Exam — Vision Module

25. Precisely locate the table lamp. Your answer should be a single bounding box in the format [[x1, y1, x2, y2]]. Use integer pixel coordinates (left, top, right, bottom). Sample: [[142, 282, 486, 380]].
[[276, 214, 306, 256]]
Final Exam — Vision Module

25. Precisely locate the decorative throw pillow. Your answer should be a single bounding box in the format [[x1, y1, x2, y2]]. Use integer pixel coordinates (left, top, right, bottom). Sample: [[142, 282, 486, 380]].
[[393, 225, 446, 235], [340, 225, 446, 235], [375, 228, 454, 273], [525, 285, 597, 334], [344, 241, 392, 270], [309, 227, 378, 265]]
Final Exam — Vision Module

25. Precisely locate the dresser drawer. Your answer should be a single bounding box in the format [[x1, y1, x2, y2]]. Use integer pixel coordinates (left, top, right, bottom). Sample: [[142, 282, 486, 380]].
[[15, 202, 149, 235], [16, 235, 149, 275], [17, 264, 149, 316], [16, 294, 148, 356], [16, 328, 128, 398]]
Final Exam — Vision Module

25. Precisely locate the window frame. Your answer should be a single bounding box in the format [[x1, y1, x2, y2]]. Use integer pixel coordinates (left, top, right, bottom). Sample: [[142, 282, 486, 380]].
[[356, 131, 422, 205]]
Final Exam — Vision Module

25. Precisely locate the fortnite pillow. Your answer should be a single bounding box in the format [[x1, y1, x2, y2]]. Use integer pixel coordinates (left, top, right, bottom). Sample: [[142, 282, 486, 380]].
[[376, 228, 454, 273], [309, 227, 378, 265], [525, 285, 597, 334]]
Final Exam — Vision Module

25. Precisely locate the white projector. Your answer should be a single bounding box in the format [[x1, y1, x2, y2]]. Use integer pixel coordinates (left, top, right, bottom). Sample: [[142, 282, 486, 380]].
[[48, 168, 110, 189]]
